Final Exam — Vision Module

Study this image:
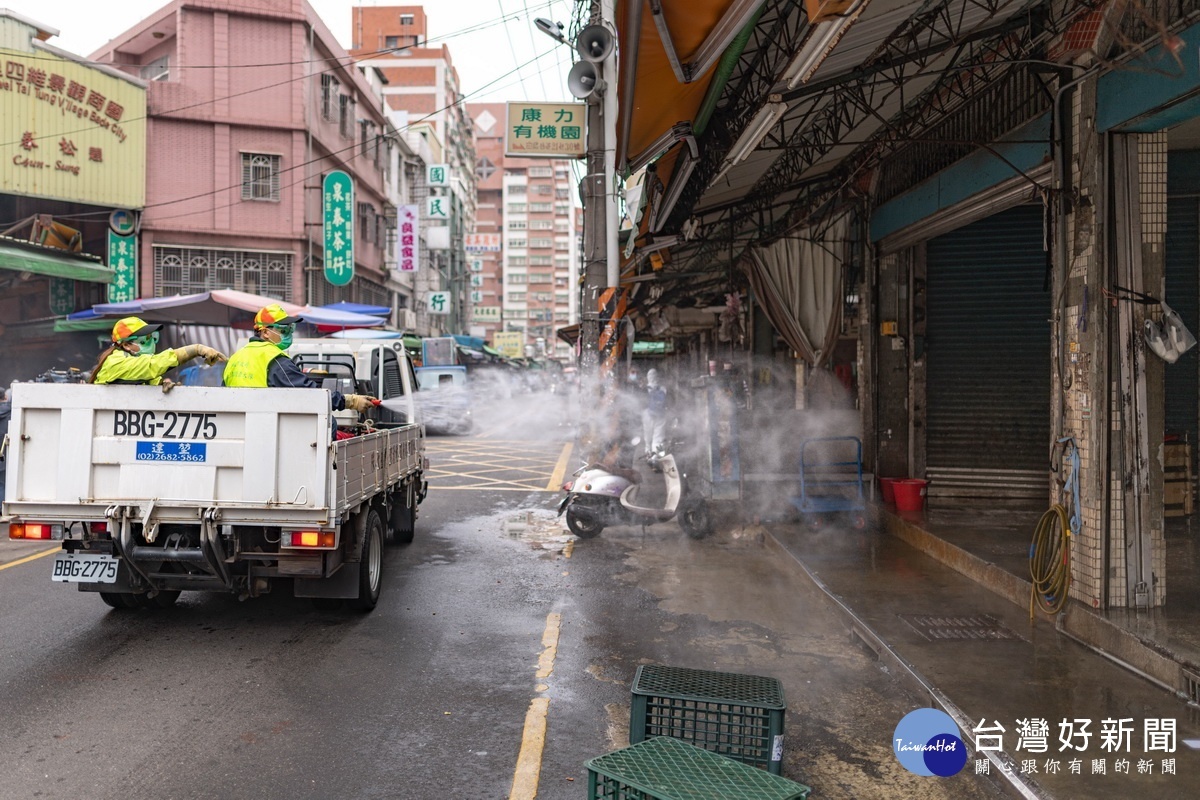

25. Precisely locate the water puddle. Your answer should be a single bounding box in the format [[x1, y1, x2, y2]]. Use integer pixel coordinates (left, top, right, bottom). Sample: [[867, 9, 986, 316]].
[[503, 510, 574, 554]]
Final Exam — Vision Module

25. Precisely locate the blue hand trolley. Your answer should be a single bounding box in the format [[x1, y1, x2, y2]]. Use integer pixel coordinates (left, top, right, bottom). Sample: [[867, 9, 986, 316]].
[[790, 436, 867, 529]]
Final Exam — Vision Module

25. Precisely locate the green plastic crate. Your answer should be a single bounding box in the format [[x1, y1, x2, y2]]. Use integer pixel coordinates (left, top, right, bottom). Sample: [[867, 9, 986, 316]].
[[630, 665, 787, 774], [587, 736, 811, 800]]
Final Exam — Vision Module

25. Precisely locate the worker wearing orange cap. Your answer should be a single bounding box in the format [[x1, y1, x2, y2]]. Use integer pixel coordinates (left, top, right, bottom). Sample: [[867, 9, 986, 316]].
[[89, 317, 226, 387], [223, 304, 376, 413]]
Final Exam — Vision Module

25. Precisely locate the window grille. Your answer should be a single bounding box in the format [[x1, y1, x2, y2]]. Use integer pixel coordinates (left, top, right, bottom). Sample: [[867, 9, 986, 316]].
[[154, 245, 291, 297], [358, 203, 375, 243], [306, 269, 392, 307], [321, 74, 339, 122], [339, 95, 355, 138], [241, 153, 280, 201]]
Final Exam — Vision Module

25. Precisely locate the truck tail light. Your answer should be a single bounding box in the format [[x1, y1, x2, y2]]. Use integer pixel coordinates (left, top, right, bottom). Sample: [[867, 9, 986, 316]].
[[90, 522, 108, 534], [283, 531, 335, 548], [10, 522, 61, 540]]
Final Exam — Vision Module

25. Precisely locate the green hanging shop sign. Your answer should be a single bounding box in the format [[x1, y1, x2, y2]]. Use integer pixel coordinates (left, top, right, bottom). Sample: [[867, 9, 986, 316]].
[[323, 170, 354, 287], [106, 230, 137, 303]]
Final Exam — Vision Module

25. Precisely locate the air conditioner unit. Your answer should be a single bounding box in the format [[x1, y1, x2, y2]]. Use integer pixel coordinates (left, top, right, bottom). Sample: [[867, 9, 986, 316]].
[[398, 309, 417, 330]]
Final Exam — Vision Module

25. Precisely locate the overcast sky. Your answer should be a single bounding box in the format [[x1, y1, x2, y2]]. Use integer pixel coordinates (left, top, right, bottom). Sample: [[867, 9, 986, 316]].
[[24, 0, 577, 104]]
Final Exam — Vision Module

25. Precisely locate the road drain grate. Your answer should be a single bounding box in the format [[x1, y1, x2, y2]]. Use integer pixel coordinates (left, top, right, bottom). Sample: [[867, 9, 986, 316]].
[[899, 614, 1024, 642]]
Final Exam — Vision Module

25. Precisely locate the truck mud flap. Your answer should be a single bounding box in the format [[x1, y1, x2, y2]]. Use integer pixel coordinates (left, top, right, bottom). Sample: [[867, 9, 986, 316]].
[[293, 566, 357, 599]]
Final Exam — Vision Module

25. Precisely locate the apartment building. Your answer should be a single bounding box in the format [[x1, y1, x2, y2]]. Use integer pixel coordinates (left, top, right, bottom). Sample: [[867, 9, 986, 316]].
[[351, 5, 475, 334], [467, 103, 579, 358], [93, 0, 399, 313]]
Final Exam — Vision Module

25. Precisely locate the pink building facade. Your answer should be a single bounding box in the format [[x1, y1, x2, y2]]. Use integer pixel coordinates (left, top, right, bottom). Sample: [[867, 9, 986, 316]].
[[93, 0, 393, 309]]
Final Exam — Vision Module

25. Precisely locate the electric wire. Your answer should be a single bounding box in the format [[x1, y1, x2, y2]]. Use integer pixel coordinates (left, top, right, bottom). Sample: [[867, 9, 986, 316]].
[[146, 48, 564, 226], [498, 0, 532, 98], [3, 0, 561, 150], [3, 45, 562, 232], [16, 4, 553, 69]]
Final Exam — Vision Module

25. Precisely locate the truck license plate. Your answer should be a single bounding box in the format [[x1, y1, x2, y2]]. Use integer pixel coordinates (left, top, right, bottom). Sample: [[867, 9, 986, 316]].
[[51, 553, 119, 583]]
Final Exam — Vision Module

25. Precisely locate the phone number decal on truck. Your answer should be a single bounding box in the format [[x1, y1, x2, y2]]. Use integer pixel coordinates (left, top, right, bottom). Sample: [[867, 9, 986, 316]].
[[113, 410, 218, 439], [135, 441, 208, 462]]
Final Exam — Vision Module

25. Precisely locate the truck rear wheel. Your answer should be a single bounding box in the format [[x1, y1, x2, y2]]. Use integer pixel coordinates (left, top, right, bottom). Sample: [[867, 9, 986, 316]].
[[350, 509, 384, 611]]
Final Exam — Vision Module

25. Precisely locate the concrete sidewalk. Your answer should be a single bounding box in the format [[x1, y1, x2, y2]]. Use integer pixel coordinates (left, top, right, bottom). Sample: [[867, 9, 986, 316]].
[[883, 506, 1200, 701], [765, 519, 1200, 798]]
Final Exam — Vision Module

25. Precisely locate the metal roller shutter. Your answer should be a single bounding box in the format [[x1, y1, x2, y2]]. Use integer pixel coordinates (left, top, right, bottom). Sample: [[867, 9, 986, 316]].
[[925, 204, 1051, 500], [1165, 197, 1199, 447]]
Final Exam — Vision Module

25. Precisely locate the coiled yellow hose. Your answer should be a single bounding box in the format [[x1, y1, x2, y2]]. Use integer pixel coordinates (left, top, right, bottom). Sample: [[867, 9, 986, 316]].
[[1029, 503, 1071, 620]]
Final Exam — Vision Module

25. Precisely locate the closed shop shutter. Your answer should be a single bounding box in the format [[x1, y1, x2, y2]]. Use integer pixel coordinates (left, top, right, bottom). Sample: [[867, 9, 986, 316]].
[[1165, 197, 1199, 446], [925, 204, 1051, 500]]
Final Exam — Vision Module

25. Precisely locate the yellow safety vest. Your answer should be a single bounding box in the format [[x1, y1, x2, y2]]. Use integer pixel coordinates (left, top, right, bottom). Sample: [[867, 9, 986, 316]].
[[223, 340, 284, 387], [93, 348, 177, 386]]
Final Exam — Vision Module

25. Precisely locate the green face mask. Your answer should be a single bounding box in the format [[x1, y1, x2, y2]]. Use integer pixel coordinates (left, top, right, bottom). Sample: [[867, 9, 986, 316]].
[[271, 324, 294, 351], [134, 333, 158, 356]]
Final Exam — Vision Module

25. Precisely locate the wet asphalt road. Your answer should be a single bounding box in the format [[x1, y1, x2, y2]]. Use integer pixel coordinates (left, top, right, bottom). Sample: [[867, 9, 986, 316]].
[[0, 431, 1007, 800]]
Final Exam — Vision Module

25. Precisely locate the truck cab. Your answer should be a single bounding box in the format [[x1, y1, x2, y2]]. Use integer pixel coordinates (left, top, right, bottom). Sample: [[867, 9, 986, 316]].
[[287, 338, 420, 429]]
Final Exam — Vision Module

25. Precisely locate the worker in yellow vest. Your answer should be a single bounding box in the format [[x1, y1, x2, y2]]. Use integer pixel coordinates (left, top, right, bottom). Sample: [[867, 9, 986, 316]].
[[89, 316, 226, 388], [223, 304, 376, 413]]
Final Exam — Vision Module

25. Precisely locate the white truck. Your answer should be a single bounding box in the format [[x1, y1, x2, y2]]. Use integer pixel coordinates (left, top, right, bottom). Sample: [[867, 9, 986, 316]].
[[1, 341, 426, 612]]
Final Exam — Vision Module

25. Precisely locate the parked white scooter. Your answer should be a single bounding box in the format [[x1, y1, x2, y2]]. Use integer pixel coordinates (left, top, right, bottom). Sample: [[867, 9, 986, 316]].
[[557, 438, 702, 538]]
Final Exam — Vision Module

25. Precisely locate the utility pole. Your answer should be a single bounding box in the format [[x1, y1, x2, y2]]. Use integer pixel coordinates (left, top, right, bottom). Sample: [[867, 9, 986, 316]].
[[579, 0, 618, 398]]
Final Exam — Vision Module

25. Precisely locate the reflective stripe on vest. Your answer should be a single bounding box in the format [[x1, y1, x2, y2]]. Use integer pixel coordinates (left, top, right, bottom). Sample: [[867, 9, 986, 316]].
[[223, 340, 283, 387]]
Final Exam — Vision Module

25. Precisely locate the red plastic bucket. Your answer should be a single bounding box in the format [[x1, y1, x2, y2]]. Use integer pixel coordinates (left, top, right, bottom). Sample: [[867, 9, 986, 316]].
[[893, 479, 928, 512], [879, 478, 899, 505]]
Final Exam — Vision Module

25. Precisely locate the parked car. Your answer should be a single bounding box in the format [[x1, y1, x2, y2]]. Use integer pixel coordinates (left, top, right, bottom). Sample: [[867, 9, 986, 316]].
[[415, 365, 473, 435]]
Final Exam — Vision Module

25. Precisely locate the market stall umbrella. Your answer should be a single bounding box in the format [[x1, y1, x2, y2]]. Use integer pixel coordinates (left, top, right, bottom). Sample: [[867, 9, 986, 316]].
[[88, 289, 383, 328], [312, 301, 390, 317]]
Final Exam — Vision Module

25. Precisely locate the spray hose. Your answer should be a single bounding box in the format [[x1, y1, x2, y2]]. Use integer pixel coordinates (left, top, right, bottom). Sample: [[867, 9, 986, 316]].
[[1029, 438, 1079, 619]]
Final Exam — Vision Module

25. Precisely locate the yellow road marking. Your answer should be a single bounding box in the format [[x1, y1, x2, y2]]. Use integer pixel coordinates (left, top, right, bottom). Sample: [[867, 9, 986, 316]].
[[546, 442, 573, 491], [510, 612, 561, 800], [536, 612, 561, 679], [0, 546, 59, 572], [510, 698, 549, 799]]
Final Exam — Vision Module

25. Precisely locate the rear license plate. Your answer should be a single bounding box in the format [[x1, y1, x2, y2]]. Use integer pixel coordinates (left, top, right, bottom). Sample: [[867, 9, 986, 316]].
[[51, 553, 119, 583]]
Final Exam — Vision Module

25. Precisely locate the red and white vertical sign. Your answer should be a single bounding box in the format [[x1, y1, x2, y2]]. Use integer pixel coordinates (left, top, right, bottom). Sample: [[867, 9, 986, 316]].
[[397, 204, 419, 273]]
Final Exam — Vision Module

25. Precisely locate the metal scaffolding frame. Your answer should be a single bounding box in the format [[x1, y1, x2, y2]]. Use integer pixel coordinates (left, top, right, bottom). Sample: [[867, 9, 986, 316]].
[[648, 0, 1082, 288]]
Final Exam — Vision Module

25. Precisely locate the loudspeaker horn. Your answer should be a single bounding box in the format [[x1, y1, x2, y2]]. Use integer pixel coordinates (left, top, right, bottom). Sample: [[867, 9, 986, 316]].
[[568, 60, 606, 100], [577, 23, 614, 62]]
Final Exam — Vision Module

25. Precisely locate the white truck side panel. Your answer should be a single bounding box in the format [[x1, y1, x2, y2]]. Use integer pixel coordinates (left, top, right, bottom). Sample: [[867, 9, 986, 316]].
[[4, 384, 332, 522]]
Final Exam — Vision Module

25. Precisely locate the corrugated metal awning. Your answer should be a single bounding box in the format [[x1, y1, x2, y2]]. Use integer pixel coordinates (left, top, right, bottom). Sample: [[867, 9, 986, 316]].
[[0, 236, 111, 283]]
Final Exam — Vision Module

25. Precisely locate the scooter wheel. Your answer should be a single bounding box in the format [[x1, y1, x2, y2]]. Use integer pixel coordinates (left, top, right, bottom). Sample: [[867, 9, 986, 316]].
[[679, 498, 713, 540], [566, 507, 604, 539]]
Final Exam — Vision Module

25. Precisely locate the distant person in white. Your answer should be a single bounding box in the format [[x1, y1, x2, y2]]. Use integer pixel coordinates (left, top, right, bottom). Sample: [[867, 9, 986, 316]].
[[642, 369, 667, 457]]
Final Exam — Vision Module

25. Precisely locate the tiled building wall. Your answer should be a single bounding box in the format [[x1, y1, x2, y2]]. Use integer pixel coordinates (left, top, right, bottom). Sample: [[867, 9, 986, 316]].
[[1060, 76, 1168, 609], [1140, 131, 1168, 607]]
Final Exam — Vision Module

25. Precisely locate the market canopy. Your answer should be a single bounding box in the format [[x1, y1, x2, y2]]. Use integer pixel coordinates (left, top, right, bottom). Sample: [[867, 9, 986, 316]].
[[78, 289, 384, 328]]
